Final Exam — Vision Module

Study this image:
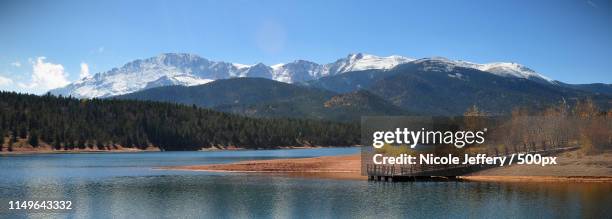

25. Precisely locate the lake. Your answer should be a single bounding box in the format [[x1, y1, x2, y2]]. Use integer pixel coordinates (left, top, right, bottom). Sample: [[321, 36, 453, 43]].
[[1, 147, 610, 218]]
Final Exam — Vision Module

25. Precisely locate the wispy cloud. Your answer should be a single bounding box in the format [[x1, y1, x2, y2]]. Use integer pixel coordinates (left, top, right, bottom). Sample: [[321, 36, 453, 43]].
[[0, 75, 13, 86], [10, 61, 21, 67], [587, 0, 598, 8], [18, 57, 70, 93], [80, 62, 90, 79]]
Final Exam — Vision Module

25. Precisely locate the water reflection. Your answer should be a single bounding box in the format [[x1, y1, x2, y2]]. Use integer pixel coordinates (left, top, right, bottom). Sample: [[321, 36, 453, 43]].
[[1, 149, 610, 218]]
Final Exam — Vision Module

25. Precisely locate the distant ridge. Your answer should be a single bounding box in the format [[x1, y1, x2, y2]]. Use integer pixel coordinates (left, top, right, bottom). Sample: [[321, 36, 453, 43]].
[[50, 52, 558, 98], [115, 77, 409, 121]]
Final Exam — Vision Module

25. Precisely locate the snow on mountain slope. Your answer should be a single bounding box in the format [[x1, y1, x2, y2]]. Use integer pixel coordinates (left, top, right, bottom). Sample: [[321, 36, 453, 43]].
[[271, 60, 322, 83], [267, 54, 413, 83], [477, 62, 553, 82], [51, 53, 239, 98], [353, 54, 414, 70], [413, 57, 554, 84], [50, 53, 415, 98], [324, 53, 414, 75], [50, 52, 555, 98], [144, 74, 213, 90], [232, 63, 251, 69]]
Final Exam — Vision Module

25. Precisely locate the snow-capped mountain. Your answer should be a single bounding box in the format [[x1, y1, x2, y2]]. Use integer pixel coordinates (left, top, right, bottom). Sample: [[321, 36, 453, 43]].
[[271, 60, 321, 83], [323, 53, 414, 76], [51, 53, 248, 98], [50, 53, 414, 98], [412, 57, 554, 84], [477, 62, 553, 83], [268, 54, 414, 83], [50, 52, 554, 98]]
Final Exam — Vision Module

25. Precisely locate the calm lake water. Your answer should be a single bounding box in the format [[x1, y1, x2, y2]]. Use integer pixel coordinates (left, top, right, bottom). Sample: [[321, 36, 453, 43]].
[[1, 147, 610, 218]]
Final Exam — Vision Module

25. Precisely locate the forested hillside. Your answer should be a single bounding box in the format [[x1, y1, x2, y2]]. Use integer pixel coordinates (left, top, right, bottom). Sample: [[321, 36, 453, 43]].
[[116, 77, 336, 108], [116, 77, 409, 121], [0, 92, 359, 151], [309, 61, 612, 115]]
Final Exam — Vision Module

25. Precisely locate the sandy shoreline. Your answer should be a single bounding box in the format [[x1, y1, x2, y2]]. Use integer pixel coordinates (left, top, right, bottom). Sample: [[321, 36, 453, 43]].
[[163, 154, 367, 180], [6, 145, 611, 183], [165, 152, 612, 183]]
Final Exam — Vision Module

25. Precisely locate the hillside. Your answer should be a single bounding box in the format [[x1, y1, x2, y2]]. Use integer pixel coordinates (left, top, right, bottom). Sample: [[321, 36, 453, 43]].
[[0, 91, 359, 152], [116, 78, 409, 121], [217, 90, 408, 121], [116, 77, 335, 107], [310, 60, 611, 115], [563, 83, 612, 96]]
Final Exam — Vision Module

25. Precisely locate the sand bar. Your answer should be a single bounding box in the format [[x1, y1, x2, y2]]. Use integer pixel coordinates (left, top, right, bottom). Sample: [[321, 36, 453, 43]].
[[165, 151, 612, 182]]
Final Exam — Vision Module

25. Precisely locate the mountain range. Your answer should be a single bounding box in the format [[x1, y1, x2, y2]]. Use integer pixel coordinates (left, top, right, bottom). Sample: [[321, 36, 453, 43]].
[[50, 53, 414, 98], [51, 53, 611, 120], [50, 53, 557, 98], [308, 60, 611, 115]]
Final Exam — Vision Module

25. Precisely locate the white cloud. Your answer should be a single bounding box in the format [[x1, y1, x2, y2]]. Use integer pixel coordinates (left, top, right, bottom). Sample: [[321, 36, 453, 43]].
[[19, 57, 70, 92], [0, 75, 13, 86], [80, 62, 90, 79], [10, 61, 21, 67]]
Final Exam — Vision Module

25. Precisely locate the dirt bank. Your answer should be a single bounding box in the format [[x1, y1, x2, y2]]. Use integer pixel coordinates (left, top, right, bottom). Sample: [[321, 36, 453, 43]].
[[163, 154, 366, 180], [165, 150, 612, 182]]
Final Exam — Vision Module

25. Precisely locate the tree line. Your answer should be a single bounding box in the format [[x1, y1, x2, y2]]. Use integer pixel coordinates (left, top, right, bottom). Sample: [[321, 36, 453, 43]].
[[464, 99, 611, 155], [0, 92, 359, 151]]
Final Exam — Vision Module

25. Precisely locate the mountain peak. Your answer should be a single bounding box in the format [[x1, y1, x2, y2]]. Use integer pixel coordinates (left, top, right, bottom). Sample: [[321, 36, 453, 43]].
[[329, 53, 414, 74], [49, 53, 556, 98], [155, 53, 204, 62], [292, 59, 317, 65], [157, 52, 193, 58], [478, 62, 553, 83], [347, 53, 365, 60], [412, 57, 553, 83]]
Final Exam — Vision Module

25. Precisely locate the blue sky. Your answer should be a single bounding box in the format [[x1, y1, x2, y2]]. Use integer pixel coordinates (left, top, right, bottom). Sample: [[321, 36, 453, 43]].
[[0, 0, 610, 93]]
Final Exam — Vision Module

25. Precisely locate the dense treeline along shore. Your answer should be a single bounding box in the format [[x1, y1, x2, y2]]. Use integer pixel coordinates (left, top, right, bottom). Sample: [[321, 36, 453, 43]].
[[168, 100, 612, 181], [0, 92, 359, 152]]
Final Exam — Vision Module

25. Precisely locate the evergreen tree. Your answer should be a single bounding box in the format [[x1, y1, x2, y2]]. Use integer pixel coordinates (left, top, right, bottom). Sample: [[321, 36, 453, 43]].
[[53, 135, 61, 150], [10, 130, 18, 144], [77, 138, 86, 149], [28, 132, 39, 147], [0, 91, 360, 151], [96, 141, 105, 150], [19, 126, 28, 139]]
